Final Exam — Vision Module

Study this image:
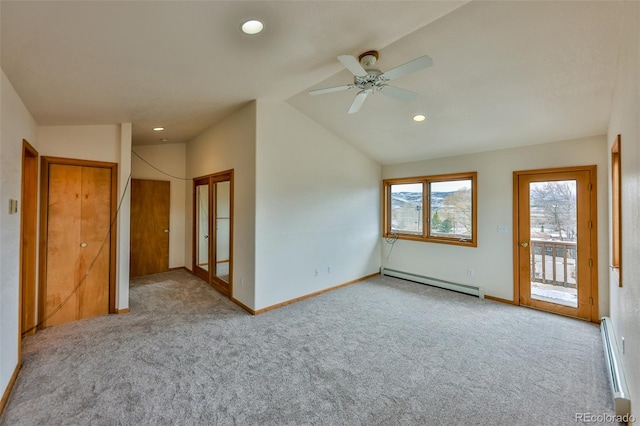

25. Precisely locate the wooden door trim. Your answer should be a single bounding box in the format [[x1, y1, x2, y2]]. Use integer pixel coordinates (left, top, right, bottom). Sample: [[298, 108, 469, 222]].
[[512, 165, 598, 322], [208, 176, 215, 290], [19, 140, 38, 364], [611, 135, 622, 286], [512, 170, 522, 306], [39, 156, 118, 329], [228, 169, 235, 297]]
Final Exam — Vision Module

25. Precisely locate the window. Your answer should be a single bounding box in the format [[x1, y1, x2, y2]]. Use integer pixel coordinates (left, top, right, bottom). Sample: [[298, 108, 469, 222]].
[[383, 172, 477, 247], [611, 135, 622, 286]]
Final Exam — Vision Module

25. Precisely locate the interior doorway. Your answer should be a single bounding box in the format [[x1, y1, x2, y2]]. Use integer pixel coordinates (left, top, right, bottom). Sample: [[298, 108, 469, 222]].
[[193, 170, 233, 297], [513, 166, 598, 321], [20, 140, 39, 338]]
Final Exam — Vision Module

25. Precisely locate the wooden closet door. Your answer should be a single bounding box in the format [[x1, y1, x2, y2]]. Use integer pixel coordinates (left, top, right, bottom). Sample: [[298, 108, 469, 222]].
[[79, 166, 112, 319], [46, 164, 83, 326], [43, 161, 114, 327]]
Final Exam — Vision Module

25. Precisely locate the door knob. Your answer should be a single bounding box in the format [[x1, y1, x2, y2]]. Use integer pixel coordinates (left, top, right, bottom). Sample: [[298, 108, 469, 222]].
[[520, 242, 529, 247], [164, 229, 170, 233], [80, 242, 88, 248]]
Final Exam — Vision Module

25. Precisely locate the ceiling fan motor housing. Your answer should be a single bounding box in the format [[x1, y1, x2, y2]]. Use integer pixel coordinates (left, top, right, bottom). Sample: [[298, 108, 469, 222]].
[[355, 72, 385, 92]]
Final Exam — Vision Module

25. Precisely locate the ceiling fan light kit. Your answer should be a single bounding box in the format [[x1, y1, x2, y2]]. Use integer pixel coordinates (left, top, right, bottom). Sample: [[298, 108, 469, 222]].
[[309, 50, 433, 114], [358, 50, 379, 68]]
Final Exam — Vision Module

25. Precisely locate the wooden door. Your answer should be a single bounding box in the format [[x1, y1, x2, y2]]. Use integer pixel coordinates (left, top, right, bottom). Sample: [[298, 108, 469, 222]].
[[514, 166, 598, 321], [40, 157, 117, 328], [130, 179, 170, 277]]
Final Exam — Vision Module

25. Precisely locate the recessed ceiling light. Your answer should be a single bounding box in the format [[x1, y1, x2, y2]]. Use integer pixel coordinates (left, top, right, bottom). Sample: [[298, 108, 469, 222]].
[[241, 19, 264, 35], [413, 114, 426, 122], [153, 127, 165, 131]]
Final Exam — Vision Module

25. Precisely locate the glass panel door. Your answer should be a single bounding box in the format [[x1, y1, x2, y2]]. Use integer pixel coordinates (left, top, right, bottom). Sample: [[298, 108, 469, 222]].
[[515, 167, 596, 321], [214, 181, 230, 283], [193, 180, 209, 282], [193, 171, 233, 297]]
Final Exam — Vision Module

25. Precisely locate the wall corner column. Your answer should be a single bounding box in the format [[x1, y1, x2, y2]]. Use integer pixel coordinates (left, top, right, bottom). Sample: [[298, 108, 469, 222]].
[[116, 123, 132, 310]]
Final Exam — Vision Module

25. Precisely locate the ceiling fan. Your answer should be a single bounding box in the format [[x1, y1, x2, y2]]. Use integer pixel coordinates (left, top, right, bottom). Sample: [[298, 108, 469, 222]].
[[309, 50, 433, 114]]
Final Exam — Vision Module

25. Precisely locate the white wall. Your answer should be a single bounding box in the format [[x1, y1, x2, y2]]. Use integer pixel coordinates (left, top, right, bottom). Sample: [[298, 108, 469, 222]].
[[185, 102, 256, 308], [0, 70, 38, 403], [606, 0, 639, 415], [254, 100, 381, 310], [37, 125, 121, 160], [382, 135, 609, 314], [37, 124, 132, 310], [131, 143, 186, 269], [117, 124, 131, 310]]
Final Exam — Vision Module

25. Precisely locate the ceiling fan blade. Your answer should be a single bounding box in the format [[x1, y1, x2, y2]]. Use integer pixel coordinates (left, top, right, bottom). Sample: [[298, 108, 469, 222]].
[[380, 55, 433, 81], [348, 90, 369, 114], [338, 55, 368, 77], [380, 85, 418, 102], [308, 85, 353, 96]]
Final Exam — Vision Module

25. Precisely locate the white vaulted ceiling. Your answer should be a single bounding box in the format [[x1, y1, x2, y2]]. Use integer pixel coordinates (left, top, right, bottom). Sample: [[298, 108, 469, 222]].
[[1, 1, 624, 164]]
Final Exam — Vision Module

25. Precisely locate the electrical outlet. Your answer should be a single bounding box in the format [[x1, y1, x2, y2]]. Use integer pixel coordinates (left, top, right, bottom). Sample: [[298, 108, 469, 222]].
[[621, 337, 625, 354], [467, 268, 474, 277], [497, 225, 508, 233], [328, 266, 332, 274], [314, 269, 319, 277]]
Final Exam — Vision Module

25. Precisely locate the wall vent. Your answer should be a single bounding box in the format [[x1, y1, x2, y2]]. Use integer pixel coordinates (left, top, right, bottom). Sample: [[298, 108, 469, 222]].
[[380, 267, 484, 299]]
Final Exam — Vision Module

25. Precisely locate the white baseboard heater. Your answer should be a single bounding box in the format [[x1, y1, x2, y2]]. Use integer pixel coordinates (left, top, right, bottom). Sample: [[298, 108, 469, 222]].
[[380, 267, 484, 299], [600, 317, 631, 416]]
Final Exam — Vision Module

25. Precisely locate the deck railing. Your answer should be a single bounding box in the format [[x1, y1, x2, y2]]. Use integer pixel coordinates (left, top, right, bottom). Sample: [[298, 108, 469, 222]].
[[530, 239, 577, 288]]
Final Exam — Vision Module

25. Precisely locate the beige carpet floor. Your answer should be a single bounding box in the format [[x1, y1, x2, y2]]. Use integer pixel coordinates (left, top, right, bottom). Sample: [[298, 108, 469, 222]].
[[1, 270, 614, 425]]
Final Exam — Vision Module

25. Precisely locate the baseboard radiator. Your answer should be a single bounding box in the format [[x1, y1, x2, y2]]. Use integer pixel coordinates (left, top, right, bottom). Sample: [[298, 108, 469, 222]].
[[380, 267, 484, 299], [600, 317, 631, 416]]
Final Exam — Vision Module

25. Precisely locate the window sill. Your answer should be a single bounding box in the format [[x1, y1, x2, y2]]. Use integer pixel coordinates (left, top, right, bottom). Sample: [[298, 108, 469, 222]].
[[384, 233, 477, 248]]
